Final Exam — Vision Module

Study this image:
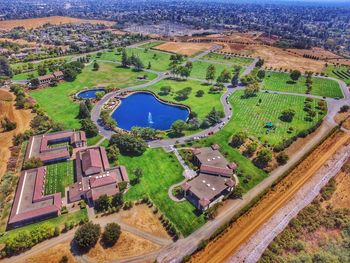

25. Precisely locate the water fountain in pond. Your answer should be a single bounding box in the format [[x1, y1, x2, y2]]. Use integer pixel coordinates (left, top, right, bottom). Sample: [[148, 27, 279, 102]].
[[148, 112, 154, 124]]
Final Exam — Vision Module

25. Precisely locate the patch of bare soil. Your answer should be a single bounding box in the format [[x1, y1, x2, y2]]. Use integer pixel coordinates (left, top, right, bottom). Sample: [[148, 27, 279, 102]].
[[220, 44, 327, 72], [118, 204, 170, 239], [155, 42, 214, 56], [0, 16, 115, 31], [86, 231, 160, 262], [190, 131, 350, 263], [18, 242, 77, 263], [0, 89, 33, 179], [334, 111, 350, 130], [324, 172, 350, 209]]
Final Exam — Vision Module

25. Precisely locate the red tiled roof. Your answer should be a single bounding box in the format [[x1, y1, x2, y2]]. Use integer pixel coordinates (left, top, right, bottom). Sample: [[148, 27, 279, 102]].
[[227, 162, 237, 171], [182, 182, 191, 191], [225, 178, 236, 187], [53, 71, 64, 77], [211, 144, 220, 150], [200, 165, 233, 177], [89, 172, 117, 188], [38, 74, 54, 81], [199, 198, 210, 207], [82, 148, 103, 173]]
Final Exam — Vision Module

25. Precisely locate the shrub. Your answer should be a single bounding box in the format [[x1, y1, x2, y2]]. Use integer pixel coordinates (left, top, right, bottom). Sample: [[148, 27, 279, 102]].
[[23, 157, 43, 170], [102, 223, 121, 247], [230, 132, 247, 148], [276, 152, 289, 166], [74, 222, 101, 251]]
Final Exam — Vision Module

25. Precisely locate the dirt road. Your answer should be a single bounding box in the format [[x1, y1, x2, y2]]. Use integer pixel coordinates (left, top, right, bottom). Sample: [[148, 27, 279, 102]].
[[0, 89, 33, 179], [190, 131, 350, 263]]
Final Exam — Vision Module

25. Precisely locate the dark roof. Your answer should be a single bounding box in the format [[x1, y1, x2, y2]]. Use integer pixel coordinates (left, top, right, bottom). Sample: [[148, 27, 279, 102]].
[[192, 147, 230, 169], [8, 167, 61, 226], [200, 165, 233, 177]]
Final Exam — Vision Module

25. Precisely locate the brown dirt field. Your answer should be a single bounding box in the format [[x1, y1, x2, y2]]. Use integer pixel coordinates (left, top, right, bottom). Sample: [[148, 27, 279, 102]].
[[155, 42, 214, 56], [118, 204, 170, 239], [324, 172, 350, 209], [334, 111, 350, 130], [86, 231, 161, 262], [287, 47, 343, 60], [190, 131, 350, 263], [0, 16, 115, 31], [18, 242, 77, 263], [0, 89, 33, 179], [220, 44, 327, 72]]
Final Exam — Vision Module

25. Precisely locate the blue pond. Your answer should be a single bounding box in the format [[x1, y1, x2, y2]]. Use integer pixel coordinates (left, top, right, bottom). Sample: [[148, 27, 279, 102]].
[[112, 92, 189, 131], [77, 88, 105, 99]]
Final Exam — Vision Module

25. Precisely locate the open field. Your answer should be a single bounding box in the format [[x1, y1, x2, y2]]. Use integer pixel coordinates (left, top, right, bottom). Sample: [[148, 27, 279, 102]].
[[86, 231, 160, 262], [154, 42, 214, 57], [0, 209, 88, 243], [286, 47, 344, 60], [139, 41, 166, 49], [220, 44, 327, 72], [229, 91, 325, 146], [202, 52, 253, 67], [0, 16, 115, 31], [18, 241, 77, 263], [263, 71, 343, 98], [190, 131, 350, 263], [12, 71, 38, 81], [30, 62, 157, 129], [118, 204, 170, 239], [0, 89, 34, 179], [44, 160, 74, 197], [143, 78, 223, 120], [190, 61, 238, 81], [120, 148, 206, 237], [324, 64, 350, 85]]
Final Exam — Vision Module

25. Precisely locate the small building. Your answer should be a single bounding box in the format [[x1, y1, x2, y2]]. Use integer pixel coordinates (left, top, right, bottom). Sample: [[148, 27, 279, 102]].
[[68, 147, 129, 204], [182, 145, 237, 211], [8, 167, 61, 229], [37, 71, 64, 86], [25, 130, 87, 164]]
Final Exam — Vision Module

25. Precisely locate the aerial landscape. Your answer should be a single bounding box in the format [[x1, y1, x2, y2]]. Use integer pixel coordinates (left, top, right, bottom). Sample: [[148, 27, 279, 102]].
[[0, 0, 350, 262]]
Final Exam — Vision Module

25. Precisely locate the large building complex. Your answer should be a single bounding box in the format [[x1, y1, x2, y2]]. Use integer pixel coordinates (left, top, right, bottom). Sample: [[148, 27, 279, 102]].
[[182, 145, 237, 211]]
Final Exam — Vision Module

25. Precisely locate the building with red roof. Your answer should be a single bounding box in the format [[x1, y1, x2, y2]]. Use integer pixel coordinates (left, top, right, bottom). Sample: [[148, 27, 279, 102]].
[[182, 146, 237, 211]]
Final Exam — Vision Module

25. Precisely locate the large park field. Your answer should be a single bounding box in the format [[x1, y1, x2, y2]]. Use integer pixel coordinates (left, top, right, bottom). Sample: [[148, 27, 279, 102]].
[[263, 71, 343, 98], [190, 61, 238, 81], [120, 148, 206, 236], [202, 52, 254, 67], [30, 62, 157, 129]]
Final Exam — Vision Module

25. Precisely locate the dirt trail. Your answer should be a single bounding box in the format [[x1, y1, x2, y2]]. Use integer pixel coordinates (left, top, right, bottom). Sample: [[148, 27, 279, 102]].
[[190, 131, 350, 263], [0, 89, 33, 178]]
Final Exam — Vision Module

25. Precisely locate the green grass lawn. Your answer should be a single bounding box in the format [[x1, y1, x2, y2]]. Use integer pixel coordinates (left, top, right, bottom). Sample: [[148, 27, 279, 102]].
[[44, 160, 75, 197], [143, 78, 223, 120], [12, 71, 38, 81], [263, 71, 343, 98], [0, 209, 87, 243], [30, 62, 157, 129], [87, 134, 103, 146], [139, 41, 165, 49], [202, 53, 254, 67], [120, 148, 206, 236], [229, 91, 325, 146], [94, 47, 172, 72], [190, 61, 237, 81], [324, 64, 350, 85]]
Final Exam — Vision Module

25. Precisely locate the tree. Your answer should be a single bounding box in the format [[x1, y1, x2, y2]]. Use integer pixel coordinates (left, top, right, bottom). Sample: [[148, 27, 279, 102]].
[[110, 132, 146, 156], [280, 109, 296, 122], [111, 193, 124, 207], [1, 117, 16, 131], [171, 120, 187, 135], [23, 157, 43, 170], [290, 70, 301, 82], [133, 167, 143, 184], [94, 194, 110, 212], [131, 127, 157, 140], [217, 69, 232, 83], [175, 87, 192, 100], [256, 58, 265, 68], [80, 119, 98, 138], [147, 61, 151, 69], [254, 149, 272, 169], [74, 222, 101, 251], [107, 144, 120, 163], [229, 185, 244, 199], [100, 110, 116, 129], [276, 152, 289, 166], [231, 72, 239, 87], [93, 62, 99, 71], [30, 78, 40, 88], [257, 70, 265, 80], [196, 90, 204, 97], [206, 107, 223, 126], [244, 142, 258, 157], [37, 66, 47, 76], [78, 102, 90, 119], [121, 49, 129, 68], [231, 132, 247, 148], [102, 223, 121, 247], [0, 56, 13, 78], [133, 57, 144, 71], [244, 82, 260, 97], [159, 86, 171, 96], [206, 64, 216, 83]]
